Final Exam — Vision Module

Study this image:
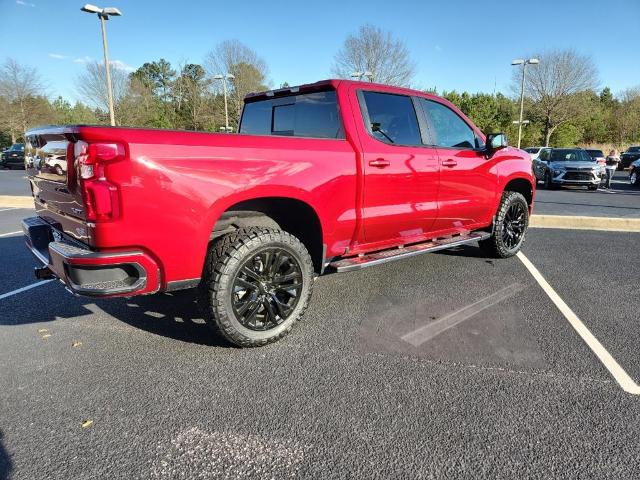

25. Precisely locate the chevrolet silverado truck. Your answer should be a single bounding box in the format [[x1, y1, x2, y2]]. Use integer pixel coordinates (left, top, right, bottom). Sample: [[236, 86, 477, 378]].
[[23, 80, 535, 347]]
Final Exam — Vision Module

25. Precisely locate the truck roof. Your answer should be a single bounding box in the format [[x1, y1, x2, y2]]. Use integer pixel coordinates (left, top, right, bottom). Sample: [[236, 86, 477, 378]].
[[244, 79, 442, 104]]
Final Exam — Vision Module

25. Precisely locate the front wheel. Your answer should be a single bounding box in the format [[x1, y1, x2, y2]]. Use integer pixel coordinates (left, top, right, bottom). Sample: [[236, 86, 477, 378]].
[[479, 191, 529, 258], [199, 227, 314, 347], [630, 170, 639, 186]]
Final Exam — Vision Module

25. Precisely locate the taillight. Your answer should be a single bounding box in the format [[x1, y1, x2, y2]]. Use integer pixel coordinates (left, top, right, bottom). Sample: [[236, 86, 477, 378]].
[[74, 140, 124, 222]]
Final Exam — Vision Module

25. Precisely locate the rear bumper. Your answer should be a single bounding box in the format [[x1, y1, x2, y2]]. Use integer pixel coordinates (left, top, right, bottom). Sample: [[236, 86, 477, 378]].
[[22, 216, 160, 297]]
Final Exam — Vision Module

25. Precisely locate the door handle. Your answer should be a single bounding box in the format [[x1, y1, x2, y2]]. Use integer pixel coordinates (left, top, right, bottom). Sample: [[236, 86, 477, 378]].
[[369, 158, 390, 168], [442, 159, 457, 167]]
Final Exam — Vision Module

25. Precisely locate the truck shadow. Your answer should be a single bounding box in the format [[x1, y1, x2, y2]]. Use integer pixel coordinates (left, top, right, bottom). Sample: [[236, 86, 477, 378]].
[[0, 429, 12, 480], [95, 290, 233, 348]]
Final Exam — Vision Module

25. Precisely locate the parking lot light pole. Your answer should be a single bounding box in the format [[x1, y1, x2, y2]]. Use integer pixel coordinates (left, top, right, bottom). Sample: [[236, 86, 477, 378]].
[[214, 73, 235, 132], [81, 4, 122, 126], [511, 58, 539, 149]]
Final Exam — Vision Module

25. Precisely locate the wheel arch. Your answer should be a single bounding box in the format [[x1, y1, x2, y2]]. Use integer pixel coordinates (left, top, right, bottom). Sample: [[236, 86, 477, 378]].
[[210, 196, 325, 274], [503, 177, 534, 208]]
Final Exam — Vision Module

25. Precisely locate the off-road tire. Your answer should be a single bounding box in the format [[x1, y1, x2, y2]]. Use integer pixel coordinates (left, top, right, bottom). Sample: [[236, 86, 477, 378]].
[[479, 191, 529, 258], [199, 227, 314, 347]]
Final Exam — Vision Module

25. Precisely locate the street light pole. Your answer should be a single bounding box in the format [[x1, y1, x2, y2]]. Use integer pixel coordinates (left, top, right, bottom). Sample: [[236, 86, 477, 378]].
[[511, 58, 539, 149], [214, 73, 235, 132], [81, 4, 122, 127], [99, 13, 115, 126]]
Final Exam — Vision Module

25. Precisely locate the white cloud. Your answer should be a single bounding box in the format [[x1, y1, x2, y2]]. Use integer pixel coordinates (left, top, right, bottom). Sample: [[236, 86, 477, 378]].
[[109, 60, 135, 72], [16, 0, 36, 6], [72, 56, 134, 72], [434, 45, 443, 52], [48, 53, 67, 60]]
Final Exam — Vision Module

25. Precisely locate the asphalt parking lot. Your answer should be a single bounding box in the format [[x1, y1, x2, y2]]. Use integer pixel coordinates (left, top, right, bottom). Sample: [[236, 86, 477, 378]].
[[1, 169, 640, 479]]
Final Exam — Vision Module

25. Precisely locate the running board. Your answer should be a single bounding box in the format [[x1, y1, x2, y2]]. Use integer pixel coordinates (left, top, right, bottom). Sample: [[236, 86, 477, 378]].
[[329, 232, 491, 273]]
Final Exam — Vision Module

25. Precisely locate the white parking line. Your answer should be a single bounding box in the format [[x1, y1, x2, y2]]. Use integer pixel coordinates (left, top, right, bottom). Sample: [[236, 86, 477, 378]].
[[0, 230, 22, 237], [0, 208, 17, 213], [0, 280, 54, 301], [517, 251, 640, 395]]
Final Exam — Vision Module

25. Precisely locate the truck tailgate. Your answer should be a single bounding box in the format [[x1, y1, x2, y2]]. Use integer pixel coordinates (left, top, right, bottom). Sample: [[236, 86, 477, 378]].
[[25, 127, 89, 243]]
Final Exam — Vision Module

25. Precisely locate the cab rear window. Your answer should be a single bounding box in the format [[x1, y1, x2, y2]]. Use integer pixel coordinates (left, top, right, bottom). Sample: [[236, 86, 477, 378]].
[[239, 90, 344, 139]]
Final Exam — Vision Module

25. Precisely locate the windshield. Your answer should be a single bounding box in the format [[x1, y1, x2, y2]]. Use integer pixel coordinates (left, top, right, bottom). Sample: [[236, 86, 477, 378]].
[[586, 150, 604, 158], [628, 146, 640, 153], [550, 149, 593, 162], [9, 144, 24, 152]]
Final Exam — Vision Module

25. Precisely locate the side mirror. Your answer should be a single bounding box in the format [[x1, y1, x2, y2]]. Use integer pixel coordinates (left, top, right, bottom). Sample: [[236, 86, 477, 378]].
[[486, 133, 508, 155]]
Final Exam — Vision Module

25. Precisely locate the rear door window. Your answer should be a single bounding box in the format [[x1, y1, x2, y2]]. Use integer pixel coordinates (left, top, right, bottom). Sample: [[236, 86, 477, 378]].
[[240, 90, 344, 139], [359, 91, 422, 146]]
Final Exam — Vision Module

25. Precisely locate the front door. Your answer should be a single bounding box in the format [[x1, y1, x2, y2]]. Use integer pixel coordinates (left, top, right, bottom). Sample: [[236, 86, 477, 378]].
[[418, 98, 496, 231], [352, 88, 440, 247]]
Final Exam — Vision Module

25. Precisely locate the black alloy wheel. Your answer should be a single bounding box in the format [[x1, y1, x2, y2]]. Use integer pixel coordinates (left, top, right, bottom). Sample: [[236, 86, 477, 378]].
[[501, 202, 526, 250], [231, 247, 303, 331], [479, 191, 529, 258], [199, 227, 314, 347]]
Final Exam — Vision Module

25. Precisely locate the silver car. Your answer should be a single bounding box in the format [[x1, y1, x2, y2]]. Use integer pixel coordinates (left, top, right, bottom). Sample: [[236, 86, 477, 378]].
[[533, 148, 603, 190]]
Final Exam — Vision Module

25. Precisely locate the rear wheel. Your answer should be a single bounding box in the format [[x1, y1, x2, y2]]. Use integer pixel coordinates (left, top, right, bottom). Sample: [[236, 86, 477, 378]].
[[588, 184, 598, 191], [479, 191, 529, 258], [630, 170, 639, 186], [199, 227, 314, 347]]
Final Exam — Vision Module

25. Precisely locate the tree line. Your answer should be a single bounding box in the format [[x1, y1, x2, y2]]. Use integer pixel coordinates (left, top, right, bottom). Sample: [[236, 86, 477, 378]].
[[1, 25, 639, 150]]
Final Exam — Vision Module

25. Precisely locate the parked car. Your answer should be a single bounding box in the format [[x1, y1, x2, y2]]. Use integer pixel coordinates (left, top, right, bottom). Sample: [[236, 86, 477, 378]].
[[0, 143, 25, 169], [585, 148, 607, 176], [524, 146, 544, 161], [533, 148, 603, 190], [629, 159, 640, 187], [22, 79, 536, 347], [620, 146, 640, 169]]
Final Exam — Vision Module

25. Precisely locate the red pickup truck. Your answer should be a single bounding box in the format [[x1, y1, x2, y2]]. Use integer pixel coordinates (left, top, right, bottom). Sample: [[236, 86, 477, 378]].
[[23, 79, 535, 347]]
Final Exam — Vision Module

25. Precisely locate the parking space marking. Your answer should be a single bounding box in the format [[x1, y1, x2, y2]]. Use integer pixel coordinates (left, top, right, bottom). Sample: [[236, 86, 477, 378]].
[[401, 283, 524, 346], [0, 208, 17, 213], [0, 230, 22, 237], [0, 279, 54, 301], [517, 251, 640, 395]]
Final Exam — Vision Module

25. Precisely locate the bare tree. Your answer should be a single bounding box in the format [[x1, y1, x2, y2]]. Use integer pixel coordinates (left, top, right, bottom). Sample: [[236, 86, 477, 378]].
[[332, 24, 415, 86], [76, 61, 130, 123], [205, 40, 269, 128], [0, 58, 50, 141], [517, 49, 599, 146]]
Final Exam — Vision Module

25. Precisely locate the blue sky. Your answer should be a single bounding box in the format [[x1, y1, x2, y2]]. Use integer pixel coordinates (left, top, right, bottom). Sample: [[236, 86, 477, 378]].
[[1, 0, 639, 103]]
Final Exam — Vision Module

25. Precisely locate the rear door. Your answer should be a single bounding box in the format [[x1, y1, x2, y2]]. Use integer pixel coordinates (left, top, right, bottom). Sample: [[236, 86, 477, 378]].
[[353, 87, 440, 246], [418, 98, 496, 231]]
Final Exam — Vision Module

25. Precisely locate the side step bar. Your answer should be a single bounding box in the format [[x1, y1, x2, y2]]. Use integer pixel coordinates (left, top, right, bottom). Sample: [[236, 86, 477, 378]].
[[329, 232, 491, 273]]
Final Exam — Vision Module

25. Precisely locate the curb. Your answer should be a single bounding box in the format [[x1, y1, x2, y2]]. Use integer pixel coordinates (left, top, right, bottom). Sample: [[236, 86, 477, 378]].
[[0, 196, 34, 208], [530, 215, 640, 232]]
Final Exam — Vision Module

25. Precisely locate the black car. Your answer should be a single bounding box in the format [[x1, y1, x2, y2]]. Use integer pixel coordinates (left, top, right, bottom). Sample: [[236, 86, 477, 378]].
[[629, 159, 640, 187], [0, 143, 25, 169], [620, 146, 640, 169]]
